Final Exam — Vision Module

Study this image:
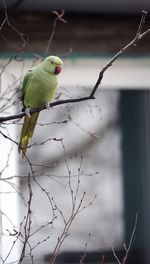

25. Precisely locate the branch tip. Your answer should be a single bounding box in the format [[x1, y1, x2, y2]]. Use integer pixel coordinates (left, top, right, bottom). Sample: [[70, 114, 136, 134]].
[[142, 10, 147, 15]]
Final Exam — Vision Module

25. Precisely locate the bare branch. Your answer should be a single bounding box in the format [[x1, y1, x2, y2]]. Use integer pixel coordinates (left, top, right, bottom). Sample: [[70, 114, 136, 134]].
[[112, 212, 138, 264], [0, 10, 150, 123], [0, 130, 18, 145], [18, 174, 33, 264], [0, 0, 27, 47], [112, 247, 122, 264], [136, 10, 148, 36], [122, 212, 138, 264], [46, 10, 67, 53], [80, 233, 91, 264]]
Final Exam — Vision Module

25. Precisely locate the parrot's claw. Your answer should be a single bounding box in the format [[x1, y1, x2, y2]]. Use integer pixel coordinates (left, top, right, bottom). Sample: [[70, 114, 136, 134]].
[[46, 102, 51, 110], [25, 108, 31, 117]]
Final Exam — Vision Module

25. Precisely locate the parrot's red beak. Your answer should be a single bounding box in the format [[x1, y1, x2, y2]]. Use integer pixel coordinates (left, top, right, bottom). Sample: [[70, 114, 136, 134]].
[[55, 65, 62, 75]]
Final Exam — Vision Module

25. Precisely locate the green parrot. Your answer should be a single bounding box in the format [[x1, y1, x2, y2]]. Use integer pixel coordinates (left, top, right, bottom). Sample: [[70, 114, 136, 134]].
[[18, 56, 63, 158]]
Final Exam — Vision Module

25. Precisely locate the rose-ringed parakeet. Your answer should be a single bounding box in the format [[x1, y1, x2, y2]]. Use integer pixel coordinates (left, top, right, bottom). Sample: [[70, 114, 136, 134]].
[[18, 56, 63, 158]]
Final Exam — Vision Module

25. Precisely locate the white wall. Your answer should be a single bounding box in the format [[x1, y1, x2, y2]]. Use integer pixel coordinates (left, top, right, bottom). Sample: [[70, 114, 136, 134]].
[[60, 57, 150, 89]]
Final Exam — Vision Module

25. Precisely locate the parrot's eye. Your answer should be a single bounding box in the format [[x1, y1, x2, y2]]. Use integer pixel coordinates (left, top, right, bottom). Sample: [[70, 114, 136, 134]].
[[51, 61, 54, 64]]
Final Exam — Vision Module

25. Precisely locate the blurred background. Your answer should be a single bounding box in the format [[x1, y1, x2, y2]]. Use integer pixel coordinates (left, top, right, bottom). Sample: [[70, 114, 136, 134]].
[[0, 0, 150, 263]]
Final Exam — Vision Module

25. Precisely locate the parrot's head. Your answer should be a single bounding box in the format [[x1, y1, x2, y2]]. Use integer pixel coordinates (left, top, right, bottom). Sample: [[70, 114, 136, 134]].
[[43, 56, 63, 75]]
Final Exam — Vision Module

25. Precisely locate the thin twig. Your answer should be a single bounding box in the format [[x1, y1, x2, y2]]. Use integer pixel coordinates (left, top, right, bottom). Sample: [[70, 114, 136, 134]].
[[1, 0, 27, 47], [80, 233, 91, 264], [122, 212, 138, 264], [112, 212, 138, 264], [18, 174, 33, 264], [46, 10, 67, 53], [112, 247, 122, 264]]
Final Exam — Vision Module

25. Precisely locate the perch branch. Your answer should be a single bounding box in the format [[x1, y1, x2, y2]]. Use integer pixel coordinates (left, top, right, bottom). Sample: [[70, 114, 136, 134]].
[[0, 10, 150, 123]]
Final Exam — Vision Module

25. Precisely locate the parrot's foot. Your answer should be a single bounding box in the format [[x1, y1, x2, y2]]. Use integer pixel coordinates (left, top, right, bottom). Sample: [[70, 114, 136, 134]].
[[25, 107, 31, 117], [46, 102, 51, 110]]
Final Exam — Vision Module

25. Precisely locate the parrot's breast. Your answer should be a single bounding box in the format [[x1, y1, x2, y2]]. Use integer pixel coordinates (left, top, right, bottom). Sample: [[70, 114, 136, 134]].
[[24, 69, 59, 108]]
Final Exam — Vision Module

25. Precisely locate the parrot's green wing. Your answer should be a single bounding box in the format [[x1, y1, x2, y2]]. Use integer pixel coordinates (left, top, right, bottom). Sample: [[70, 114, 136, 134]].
[[21, 70, 33, 103]]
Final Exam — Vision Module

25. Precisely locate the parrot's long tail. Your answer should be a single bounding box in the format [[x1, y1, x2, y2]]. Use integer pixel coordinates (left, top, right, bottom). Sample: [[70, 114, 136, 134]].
[[18, 112, 39, 158]]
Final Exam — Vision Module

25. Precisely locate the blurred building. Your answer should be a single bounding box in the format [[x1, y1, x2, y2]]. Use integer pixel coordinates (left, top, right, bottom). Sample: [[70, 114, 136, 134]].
[[0, 1, 150, 263]]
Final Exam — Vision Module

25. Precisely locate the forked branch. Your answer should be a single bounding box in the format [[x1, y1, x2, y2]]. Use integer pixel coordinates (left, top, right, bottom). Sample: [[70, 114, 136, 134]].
[[112, 212, 138, 264]]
